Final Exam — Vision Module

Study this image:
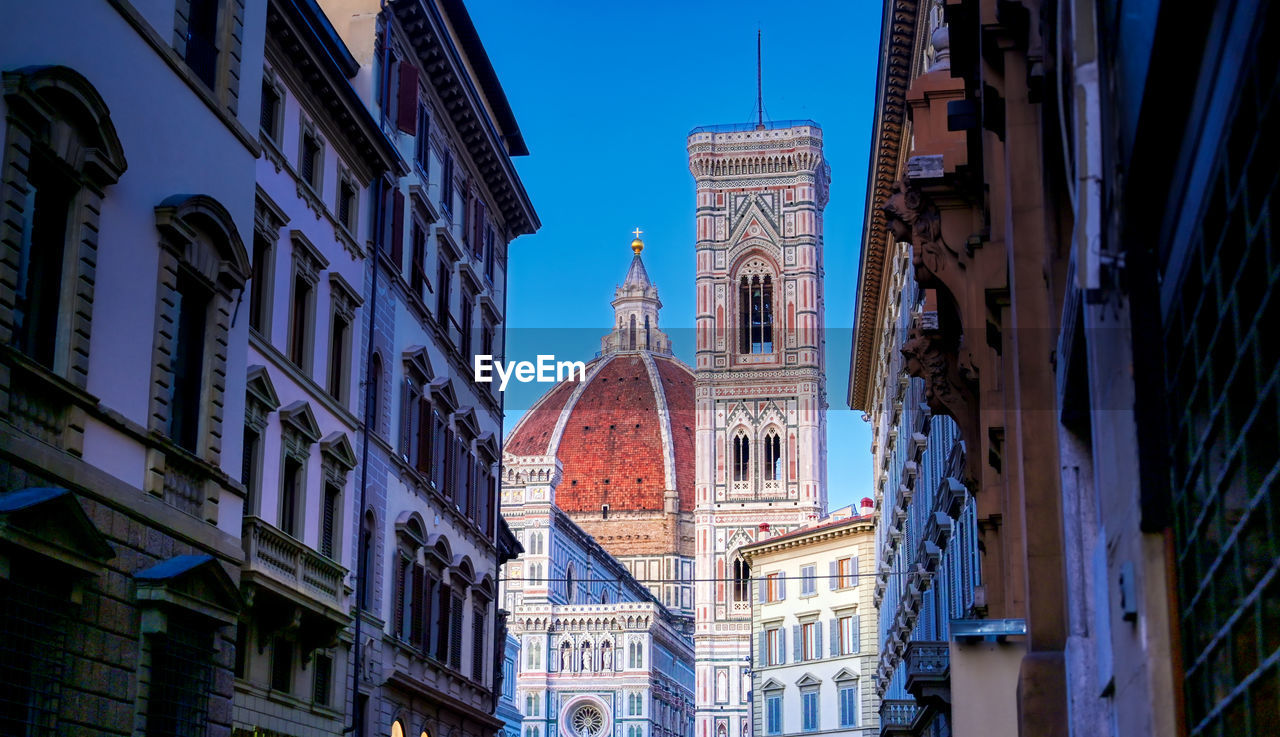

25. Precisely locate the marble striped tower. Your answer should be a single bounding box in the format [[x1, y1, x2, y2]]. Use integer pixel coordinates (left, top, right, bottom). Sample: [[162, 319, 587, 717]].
[[688, 121, 830, 737]]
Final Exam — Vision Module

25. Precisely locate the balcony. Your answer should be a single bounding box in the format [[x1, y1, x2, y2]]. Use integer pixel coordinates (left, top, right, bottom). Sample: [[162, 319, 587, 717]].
[[879, 699, 920, 736], [241, 516, 350, 656], [904, 640, 951, 708]]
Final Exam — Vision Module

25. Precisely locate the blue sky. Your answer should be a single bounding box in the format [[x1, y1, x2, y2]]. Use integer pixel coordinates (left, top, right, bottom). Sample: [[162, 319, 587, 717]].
[[468, 0, 881, 510]]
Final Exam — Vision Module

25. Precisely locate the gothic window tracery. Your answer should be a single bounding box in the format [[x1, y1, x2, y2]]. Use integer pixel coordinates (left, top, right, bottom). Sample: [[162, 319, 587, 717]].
[[738, 270, 774, 354], [732, 431, 751, 482], [763, 430, 782, 481]]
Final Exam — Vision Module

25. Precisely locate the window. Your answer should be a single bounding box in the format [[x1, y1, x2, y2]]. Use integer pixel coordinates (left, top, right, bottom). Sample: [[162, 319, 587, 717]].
[[441, 151, 455, 219], [800, 564, 816, 596], [183, 0, 220, 88], [410, 221, 428, 301], [0, 569, 72, 736], [328, 310, 351, 401], [472, 606, 486, 680], [300, 127, 323, 193], [801, 690, 819, 732], [288, 272, 313, 369], [241, 424, 261, 512], [436, 257, 452, 326], [715, 668, 729, 703], [260, 77, 282, 142], [565, 564, 577, 603], [170, 270, 211, 451], [763, 430, 781, 481], [800, 621, 817, 661], [765, 694, 782, 735], [838, 683, 858, 727], [838, 615, 860, 655], [337, 173, 358, 234], [280, 456, 302, 537], [248, 233, 273, 334], [270, 635, 293, 693], [146, 615, 215, 737], [320, 483, 340, 559], [732, 559, 750, 601], [765, 627, 783, 666], [358, 512, 375, 609], [432, 583, 452, 662], [414, 102, 430, 173], [460, 293, 474, 359], [732, 432, 750, 482], [448, 593, 464, 669], [484, 225, 496, 283], [835, 556, 858, 589], [12, 156, 76, 369], [628, 639, 644, 669], [739, 274, 773, 353], [313, 652, 333, 707], [765, 572, 782, 603]]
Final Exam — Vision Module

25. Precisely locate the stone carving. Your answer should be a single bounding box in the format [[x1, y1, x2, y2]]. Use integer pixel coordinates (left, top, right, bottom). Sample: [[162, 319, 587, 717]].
[[900, 323, 980, 489], [882, 179, 964, 291]]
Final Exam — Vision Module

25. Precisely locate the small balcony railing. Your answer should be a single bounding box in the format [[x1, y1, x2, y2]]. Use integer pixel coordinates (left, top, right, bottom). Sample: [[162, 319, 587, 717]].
[[904, 640, 950, 700], [879, 699, 919, 735], [243, 515, 347, 611]]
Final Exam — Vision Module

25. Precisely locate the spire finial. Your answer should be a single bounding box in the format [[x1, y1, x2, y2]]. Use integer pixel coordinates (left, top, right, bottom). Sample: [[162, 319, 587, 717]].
[[630, 227, 644, 254], [756, 29, 765, 130]]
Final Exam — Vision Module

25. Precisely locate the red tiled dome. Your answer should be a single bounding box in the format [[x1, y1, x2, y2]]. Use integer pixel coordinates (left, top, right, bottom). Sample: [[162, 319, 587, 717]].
[[505, 352, 695, 513]]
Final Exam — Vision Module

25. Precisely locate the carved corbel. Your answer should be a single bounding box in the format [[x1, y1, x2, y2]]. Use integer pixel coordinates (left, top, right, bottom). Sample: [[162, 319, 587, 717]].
[[882, 178, 969, 298], [901, 323, 981, 489]]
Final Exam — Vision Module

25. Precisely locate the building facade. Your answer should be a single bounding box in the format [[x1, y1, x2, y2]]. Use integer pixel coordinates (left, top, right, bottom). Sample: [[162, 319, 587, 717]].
[[232, 0, 403, 733], [1, 0, 263, 734], [739, 506, 879, 737], [497, 631, 523, 737], [852, 0, 1280, 736], [687, 121, 831, 737], [500, 477, 696, 737], [318, 1, 538, 736]]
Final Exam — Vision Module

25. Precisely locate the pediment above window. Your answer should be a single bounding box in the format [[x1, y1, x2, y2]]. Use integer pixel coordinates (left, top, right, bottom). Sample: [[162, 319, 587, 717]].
[[135, 553, 240, 624], [0, 487, 113, 574], [279, 400, 322, 443], [795, 673, 822, 688], [320, 431, 356, 470]]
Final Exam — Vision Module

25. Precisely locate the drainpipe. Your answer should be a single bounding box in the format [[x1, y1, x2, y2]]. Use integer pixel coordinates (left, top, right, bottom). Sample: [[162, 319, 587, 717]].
[[348, 10, 392, 734]]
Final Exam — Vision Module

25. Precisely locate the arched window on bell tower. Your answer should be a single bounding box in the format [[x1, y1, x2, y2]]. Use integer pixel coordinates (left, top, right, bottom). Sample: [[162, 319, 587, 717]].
[[629, 314, 637, 350], [739, 274, 774, 354], [732, 558, 750, 601], [763, 430, 782, 481], [732, 431, 750, 482]]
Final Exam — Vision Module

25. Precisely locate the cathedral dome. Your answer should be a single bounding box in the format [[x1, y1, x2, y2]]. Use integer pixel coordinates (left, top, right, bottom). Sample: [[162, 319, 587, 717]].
[[504, 351, 695, 514]]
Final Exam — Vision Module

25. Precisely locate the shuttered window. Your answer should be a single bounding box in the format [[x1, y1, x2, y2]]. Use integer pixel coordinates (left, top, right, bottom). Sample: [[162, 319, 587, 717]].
[[448, 594, 464, 669], [320, 483, 339, 560]]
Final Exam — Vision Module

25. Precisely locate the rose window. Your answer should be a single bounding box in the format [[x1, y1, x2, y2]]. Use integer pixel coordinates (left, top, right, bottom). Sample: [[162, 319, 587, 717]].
[[570, 705, 605, 737]]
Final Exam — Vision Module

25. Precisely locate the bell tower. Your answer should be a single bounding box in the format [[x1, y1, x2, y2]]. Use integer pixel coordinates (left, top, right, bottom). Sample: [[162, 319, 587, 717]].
[[688, 121, 830, 737]]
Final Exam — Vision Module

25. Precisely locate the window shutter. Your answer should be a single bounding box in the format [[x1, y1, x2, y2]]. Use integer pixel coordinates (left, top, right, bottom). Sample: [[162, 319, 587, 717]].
[[394, 556, 407, 637], [757, 578, 766, 603], [791, 625, 800, 662], [829, 619, 839, 657], [829, 560, 838, 590], [435, 583, 452, 660], [449, 594, 464, 668], [399, 380, 412, 457], [852, 615, 861, 652], [778, 628, 786, 665], [757, 632, 766, 663], [850, 556, 859, 586], [397, 62, 418, 133], [814, 623, 822, 660], [416, 397, 432, 473], [410, 563, 425, 644], [391, 189, 405, 267], [422, 576, 435, 652], [778, 576, 786, 601]]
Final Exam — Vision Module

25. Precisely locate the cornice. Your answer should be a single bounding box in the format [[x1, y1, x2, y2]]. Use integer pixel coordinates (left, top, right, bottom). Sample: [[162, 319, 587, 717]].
[[851, 0, 924, 411]]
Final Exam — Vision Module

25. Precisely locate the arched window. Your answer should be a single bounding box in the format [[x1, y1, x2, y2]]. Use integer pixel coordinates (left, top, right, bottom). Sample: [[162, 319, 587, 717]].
[[629, 314, 637, 350], [359, 511, 375, 609], [715, 670, 729, 702], [716, 723, 728, 737], [739, 275, 773, 353], [763, 430, 781, 481], [601, 589, 610, 604], [565, 564, 577, 603], [644, 315, 651, 349], [732, 432, 750, 482], [732, 559, 750, 601], [369, 352, 384, 433], [392, 721, 406, 737]]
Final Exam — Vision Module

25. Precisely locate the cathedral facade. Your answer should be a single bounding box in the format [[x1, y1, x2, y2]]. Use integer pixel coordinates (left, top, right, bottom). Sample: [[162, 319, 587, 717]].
[[687, 121, 831, 737]]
